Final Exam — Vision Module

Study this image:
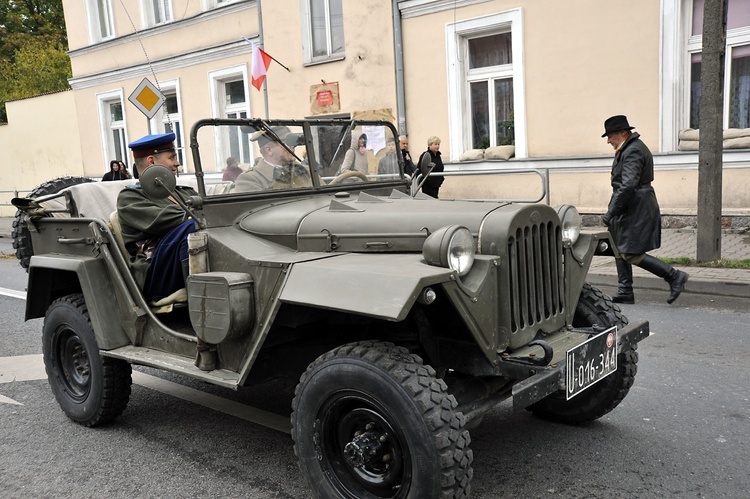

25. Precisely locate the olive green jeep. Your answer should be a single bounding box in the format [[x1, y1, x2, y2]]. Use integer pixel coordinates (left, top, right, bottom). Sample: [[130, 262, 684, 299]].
[[13, 119, 649, 498]]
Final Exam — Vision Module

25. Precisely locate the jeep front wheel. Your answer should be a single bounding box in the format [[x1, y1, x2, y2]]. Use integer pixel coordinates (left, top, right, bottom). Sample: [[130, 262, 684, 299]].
[[291, 341, 473, 498], [43, 294, 132, 427], [529, 283, 638, 425]]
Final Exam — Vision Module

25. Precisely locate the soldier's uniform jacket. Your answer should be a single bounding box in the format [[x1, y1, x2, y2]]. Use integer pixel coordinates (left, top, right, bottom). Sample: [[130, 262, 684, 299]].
[[235, 159, 312, 192], [117, 184, 197, 287], [605, 132, 661, 255]]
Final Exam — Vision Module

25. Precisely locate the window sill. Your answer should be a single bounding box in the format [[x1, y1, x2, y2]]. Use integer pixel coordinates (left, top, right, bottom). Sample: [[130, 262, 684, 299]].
[[303, 54, 346, 67]]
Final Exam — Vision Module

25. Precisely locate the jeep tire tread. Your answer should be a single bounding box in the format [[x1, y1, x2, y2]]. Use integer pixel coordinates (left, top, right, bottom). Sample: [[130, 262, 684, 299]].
[[43, 293, 132, 427], [529, 283, 638, 425], [291, 340, 473, 498]]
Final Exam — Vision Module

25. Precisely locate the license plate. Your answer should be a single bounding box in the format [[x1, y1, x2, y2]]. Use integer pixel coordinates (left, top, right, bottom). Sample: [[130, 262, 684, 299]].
[[566, 326, 618, 400]]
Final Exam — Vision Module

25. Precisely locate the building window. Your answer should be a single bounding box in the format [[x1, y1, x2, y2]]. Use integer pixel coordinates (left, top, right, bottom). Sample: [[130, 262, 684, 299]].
[[98, 91, 128, 166], [688, 0, 750, 129], [203, 0, 241, 9], [446, 10, 526, 160], [301, 0, 345, 63], [223, 80, 251, 163], [142, 0, 173, 27], [149, 81, 185, 170], [209, 67, 252, 171], [467, 33, 515, 149], [86, 0, 115, 42]]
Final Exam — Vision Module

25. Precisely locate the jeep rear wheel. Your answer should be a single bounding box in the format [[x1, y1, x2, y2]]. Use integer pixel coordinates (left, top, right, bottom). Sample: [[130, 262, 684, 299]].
[[529, 283, 638, 425], [291, 341, 473, 498], [43, 294, 132, 427], [13, 176, 94, 270]]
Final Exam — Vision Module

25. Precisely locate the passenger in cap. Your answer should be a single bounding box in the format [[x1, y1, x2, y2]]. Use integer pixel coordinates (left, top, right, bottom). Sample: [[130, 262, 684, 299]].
[[234, 126, 312, 192], [116, 132, 198, 302]]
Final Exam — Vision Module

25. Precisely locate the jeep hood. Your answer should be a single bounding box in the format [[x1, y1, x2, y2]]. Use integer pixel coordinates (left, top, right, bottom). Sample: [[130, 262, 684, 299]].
[[238, 190, 560, 255]]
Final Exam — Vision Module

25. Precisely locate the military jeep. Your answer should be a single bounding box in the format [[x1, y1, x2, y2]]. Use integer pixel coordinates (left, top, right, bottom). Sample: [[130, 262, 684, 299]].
[[13, 118, 649, 498]]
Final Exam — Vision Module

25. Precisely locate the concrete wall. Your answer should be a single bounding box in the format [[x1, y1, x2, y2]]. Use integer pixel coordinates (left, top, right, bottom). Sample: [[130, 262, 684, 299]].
[[0, 91, 85, 216]]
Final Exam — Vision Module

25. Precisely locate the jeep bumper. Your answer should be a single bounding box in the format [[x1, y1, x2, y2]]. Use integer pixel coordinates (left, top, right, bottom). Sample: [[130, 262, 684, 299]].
[[511, 320, 650, 411]]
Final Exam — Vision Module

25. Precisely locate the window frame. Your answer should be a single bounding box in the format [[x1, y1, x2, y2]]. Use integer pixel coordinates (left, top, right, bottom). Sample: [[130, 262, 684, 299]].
[[465, 32, 515, 150], [685, 1, 750, 130], [446, 9, 527, 161], [96, 90, 129, 168], [85, 0, 115, 43], [208, 66, 253, 170], [661, 0, 750, 150], [148, 79, 186, 171], [300, 0, 346, 65], [202, 0, 243, 10], [140, 0, 173, 28]]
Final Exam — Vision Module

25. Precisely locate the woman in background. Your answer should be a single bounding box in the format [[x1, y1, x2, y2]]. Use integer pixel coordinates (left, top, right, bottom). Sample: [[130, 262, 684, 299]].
[[102, 160, 129, 181]]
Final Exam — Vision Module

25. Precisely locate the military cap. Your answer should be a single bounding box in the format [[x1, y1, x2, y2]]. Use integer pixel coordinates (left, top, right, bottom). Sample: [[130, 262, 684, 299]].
[[128, 132, 176, 158]]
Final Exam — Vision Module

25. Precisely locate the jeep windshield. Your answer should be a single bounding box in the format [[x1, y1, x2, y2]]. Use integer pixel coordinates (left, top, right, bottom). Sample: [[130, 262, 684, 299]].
[[190, 118, 407, 197]]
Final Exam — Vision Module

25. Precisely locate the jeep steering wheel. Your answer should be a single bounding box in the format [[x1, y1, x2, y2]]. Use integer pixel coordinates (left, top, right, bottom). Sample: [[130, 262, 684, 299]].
[[328, 170, 369, 186]]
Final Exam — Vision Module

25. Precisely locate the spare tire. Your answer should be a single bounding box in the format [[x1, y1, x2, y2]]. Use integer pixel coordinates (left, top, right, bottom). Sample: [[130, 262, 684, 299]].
[[12, 176, 94, 270]]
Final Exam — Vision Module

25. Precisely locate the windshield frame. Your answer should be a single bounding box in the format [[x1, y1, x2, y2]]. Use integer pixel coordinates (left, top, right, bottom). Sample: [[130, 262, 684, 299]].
[[189, 118, 407, 197]]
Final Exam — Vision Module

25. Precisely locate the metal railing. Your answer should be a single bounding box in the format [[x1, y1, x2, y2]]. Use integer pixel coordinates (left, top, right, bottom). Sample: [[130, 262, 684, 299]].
[[411, 168, 551, 204], [0, 189, 33, 207]]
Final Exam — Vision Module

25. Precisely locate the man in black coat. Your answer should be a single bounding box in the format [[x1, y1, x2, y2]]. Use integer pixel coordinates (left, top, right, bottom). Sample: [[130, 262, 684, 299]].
[[601, 115, 688, 304]]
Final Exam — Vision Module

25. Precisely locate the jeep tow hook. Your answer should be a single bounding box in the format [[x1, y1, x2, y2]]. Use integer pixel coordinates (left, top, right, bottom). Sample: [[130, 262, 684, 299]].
[[506, 339, 554, 367]]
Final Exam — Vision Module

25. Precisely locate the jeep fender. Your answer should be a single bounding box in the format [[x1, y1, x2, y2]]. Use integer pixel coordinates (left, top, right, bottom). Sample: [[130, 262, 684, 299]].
[[279, 253, 454, 321], [564, 230, 617, 324], [26, 255, 130, 350]]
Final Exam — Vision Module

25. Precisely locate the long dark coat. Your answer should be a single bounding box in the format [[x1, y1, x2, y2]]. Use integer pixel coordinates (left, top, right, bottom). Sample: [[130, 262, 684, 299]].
[[605, 132, 661, 254]]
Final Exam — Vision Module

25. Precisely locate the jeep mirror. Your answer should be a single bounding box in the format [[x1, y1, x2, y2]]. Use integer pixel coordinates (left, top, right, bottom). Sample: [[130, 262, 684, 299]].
[[420, 152, 434, 175], [413, 152, 436, 197], [140, 164, 175, 200], [140, 164, 206, 229]]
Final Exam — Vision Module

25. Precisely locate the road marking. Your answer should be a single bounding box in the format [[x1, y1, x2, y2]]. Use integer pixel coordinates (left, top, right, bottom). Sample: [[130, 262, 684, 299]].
[[0, 287, 26, 300], [0, 355, 291, 433], [0, 354, 45, 384], [0, 394, 22, 405]]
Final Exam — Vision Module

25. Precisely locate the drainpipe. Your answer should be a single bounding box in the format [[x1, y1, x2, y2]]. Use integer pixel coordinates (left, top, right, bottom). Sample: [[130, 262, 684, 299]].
[[392, 0, 406, 136]]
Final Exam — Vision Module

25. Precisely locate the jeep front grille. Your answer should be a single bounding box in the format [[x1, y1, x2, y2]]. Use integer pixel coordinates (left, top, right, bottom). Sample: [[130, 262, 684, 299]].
[[507, 222, 564, 333]]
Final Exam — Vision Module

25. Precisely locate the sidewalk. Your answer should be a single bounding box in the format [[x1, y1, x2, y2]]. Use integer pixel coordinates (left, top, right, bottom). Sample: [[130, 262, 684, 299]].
[[1, 216, 748, 298], [588, 227, 750, 300]]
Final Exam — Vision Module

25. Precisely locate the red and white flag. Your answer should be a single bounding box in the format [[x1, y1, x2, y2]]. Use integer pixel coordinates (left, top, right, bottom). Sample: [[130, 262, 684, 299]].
[[250, 41, 272, 90]]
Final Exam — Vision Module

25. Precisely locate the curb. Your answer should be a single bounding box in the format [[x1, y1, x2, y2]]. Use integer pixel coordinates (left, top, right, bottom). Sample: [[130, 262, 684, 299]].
[[587, 271, 750, 300]]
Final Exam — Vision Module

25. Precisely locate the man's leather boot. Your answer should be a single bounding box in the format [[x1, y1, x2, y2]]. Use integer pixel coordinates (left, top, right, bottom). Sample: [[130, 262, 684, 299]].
[[612, 258, 634, 304], [637, 255, 689, 304]]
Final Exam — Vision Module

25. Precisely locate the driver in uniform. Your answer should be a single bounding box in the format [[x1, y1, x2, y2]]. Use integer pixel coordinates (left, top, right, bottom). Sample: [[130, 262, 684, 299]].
[[234, 126, 312, 192], [116, 132, 197, 302]]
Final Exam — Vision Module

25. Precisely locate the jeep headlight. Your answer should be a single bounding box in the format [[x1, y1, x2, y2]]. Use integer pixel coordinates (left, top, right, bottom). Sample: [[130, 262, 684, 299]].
[[556, 205, 581, 244], [422, 225, 475, 276]]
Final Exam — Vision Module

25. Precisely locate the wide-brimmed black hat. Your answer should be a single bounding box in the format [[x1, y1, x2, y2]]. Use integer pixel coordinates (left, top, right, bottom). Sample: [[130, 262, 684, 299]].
[[602, 115, 635, 137]]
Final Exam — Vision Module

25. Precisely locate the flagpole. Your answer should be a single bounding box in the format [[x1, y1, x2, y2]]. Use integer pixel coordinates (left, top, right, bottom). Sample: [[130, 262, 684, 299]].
[[257, 0, 269, 119]]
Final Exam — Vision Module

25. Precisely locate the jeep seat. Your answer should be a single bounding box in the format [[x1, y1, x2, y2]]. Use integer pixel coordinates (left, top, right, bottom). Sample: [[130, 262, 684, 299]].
[[109, 210, 188, 312], [108, 211, 130, 260]]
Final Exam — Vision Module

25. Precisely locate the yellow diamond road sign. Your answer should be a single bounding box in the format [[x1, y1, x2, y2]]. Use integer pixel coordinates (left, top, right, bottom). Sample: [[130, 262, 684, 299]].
[[128, 78, 166, 119]]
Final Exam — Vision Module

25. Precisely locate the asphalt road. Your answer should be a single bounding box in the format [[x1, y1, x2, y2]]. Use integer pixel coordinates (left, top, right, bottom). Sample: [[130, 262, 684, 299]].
[[1, 255, 748, 498]]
